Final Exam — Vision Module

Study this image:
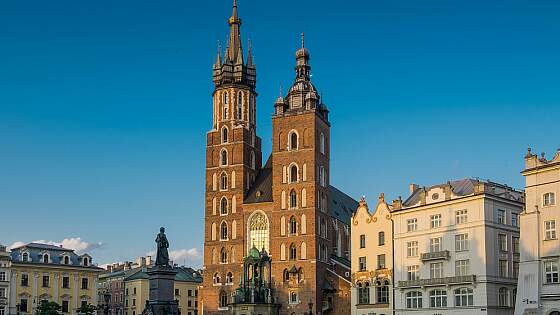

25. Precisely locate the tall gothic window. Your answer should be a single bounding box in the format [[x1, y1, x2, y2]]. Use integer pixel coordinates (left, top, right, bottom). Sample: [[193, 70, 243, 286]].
[[320, 132, 325, 154], [289, 131, 298, 150], [289, 216, 297, 234], [220, 248, 227, 263], [289, 243, 297, 260], [219, 291, 228, 308], [220, 173, 228, 191], [289, 190, 297, 209], [248, 212, 269, 253], [220, 197, 228, 215], [290, 164, 298, 183], [250, 151, 256, 170], [220, 150, 228, 166], [220, 222, 228, 240], [237, 92, 243, 119]]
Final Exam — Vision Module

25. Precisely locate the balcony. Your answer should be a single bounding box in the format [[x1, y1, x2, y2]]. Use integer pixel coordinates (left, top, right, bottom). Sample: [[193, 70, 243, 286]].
[[398, 275, 476, 288], [421, 250, 450, 262]]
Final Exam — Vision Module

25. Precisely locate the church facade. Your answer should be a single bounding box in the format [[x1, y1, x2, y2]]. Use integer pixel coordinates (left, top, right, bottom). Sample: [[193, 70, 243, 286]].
[[200, 1, 357, 314]]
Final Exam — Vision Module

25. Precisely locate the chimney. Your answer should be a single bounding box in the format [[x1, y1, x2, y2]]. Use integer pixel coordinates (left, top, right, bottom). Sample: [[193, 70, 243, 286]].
[[409, 184, 419, 195], [146, 256, 152, 266]]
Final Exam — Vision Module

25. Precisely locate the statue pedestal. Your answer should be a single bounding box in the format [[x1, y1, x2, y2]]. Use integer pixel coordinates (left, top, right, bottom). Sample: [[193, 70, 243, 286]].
[[142, 266, 179, 315]]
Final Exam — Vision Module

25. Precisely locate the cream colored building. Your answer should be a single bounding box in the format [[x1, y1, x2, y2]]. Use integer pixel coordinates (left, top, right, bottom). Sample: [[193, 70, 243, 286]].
[[8, 243, 103, 315], [515, 148, 560, 315], [392, 179, 523, 315], [351, 195, 394, 315], [123, 267, 201, 315], [0, 245, 11, 315]]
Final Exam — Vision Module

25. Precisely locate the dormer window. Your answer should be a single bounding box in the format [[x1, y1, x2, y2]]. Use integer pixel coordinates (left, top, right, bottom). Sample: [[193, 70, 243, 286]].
[[83, 257, 89, 267], [63, 256, 70, 265], [42, 254, 49, 263], [22, 253, 29, 262]]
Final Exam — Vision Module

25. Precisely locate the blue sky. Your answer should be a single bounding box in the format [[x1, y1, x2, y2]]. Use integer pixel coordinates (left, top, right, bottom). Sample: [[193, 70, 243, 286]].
[[1, 0, 559, 267]]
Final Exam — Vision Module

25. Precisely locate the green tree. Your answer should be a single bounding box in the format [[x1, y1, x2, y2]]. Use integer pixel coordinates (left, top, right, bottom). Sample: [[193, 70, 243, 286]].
[[76, 303, 97, 315], [35, 301, 62, 315]]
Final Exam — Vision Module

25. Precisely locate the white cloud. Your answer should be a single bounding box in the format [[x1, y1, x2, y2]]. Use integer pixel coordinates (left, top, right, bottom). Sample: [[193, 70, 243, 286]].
[[9, 238, 104, 254]]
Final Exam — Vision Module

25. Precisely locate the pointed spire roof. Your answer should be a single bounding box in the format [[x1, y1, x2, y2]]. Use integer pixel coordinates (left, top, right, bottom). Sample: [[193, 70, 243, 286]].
[[225, 0, 243, 63], [246, 39, 254, 66], [214, 41, 222, 68]]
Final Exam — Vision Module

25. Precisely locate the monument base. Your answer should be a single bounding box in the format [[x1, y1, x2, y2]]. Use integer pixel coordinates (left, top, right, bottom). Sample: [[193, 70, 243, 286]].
[[229, 303, 281, 315], [142, 266, 179, 315]]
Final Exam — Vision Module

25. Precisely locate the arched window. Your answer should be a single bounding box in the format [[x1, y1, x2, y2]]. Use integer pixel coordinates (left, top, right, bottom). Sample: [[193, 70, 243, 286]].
[[221, 127, 228, 143], [42, 254, 49, 263], [211, 223, 217, 240], [429, 289, 447, 307], [220, 173, 228, 191], [320, 217, 327, 237], [289, 164, 298, 183], [377, 280, 389, 303], [223, 92, 229, 120], [289, 190, 297, 209], [226, 272, 233, 284], [289, 243, 297, 260], [248, 212, 269, 253], [319, 166, 326, 187], [320, 132, 325, 154], [223, 92, 229, 105], [454, 287, 474, 306], [283, 269, 289, 282], [289, 216, 297, 234], [281, 243, 286, 261], [220, 197, 228, 215], [219, 291, 228, 308], [212, 248, 217, 264], [220, 247, 227, 264], [213, 272, 220, 284], [83, 257, 89, 266], [289, 131, 298, 150], [358, 282, 370, 304], [231, 246, 236, 263], [298, 268, 304, 282], [64, 256, 70, 265], [22, 253, 29, 262], [220, 222, 228, 240], [301, 214, 307, 234], [220, 150, 228, 166], [406, 291, 422, 309]]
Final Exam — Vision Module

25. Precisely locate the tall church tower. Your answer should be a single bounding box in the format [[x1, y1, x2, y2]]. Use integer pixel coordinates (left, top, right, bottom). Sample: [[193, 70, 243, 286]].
[[269, 34, 333, 314], [202, 0, 262, 313]]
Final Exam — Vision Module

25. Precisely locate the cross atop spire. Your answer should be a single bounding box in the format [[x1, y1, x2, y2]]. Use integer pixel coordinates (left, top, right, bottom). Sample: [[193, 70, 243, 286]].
[[225, 0, 243, 63]]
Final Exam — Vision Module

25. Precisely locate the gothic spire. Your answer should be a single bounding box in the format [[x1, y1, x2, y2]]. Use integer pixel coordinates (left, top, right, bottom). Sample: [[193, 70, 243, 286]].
[[214, 41, 222, 68], [225, 0, 243, 64]]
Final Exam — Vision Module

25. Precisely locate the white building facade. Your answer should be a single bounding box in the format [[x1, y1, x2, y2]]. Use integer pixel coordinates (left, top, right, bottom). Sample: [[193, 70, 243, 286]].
[[392, 179, 523, 315], [515, 148, 560, 315]]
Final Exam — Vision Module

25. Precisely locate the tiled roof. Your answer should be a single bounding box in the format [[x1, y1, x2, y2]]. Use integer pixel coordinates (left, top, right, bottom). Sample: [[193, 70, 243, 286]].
[[328, 186, 357, 225], [15, 242, 73, 252], [244, 157, 273, 204]]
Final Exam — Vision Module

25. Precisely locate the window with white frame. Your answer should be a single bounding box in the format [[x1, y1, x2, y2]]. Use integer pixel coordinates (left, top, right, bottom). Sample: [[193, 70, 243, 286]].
[[407, 218, 418, 232], [497, 209, 506, 224], [499, 234, 508, 252], [455, 233, 469, 251], [545, 220, 557, 240], [429, 289, 447, 307], [544, 260, 559, 284], [430, 214, 441, 228], [430, 262, 443, 279], [430, 237, 442, 252], [357, 282, 370, 304], [455, 259, 470, 276], [0, 288, 5, 298], [221, 127, 228, 143], [359, 257, 367, 271], [289, 291, 299, 304], [220, 173, 228, 191], [407, 241, 418, 257], [0, 271, 5, 281], [406, 291, 422, 309], [544, 192, 556, 206], [454, 287, 474, 306], [499, 260, 508, 278], [407, 265, 419, 281], [289, 131, 298, 151], [455, 209, 468, 224], [220, 149, 228, 166], [377, 254, 386, 269]]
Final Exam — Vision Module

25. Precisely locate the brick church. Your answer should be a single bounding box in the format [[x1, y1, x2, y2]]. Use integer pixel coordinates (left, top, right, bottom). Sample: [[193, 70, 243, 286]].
[[200, 1, 357, 314]]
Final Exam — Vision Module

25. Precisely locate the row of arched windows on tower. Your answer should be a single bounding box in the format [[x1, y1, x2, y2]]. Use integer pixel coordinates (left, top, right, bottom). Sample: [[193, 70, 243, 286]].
[[280, 188, 307, 209], [280, 242, 307, 261], [282, 129, 326, 154], [219, 91, 255, 123], [211, 220, 237, 241], [216, 148, 256, 169], [211, 246, 236, 265], [280, 215, 307, 236]]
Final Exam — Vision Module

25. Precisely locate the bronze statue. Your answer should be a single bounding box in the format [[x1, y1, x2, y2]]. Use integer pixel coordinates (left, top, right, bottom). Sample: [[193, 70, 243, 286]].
[[155, 227, 170, 266]]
